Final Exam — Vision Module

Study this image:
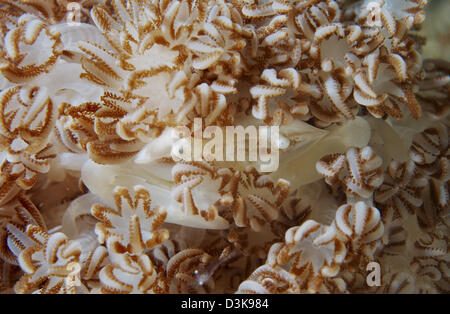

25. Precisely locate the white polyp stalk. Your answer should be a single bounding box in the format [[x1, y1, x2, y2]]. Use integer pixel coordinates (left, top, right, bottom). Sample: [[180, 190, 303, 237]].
[[61, 193, 105, 238], [270, 117, 371, 190], [81, 159, 230, 230]]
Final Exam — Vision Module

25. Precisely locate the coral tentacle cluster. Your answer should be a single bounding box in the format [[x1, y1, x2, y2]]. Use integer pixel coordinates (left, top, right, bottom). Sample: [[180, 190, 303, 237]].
[[0, 0, 448, 294]]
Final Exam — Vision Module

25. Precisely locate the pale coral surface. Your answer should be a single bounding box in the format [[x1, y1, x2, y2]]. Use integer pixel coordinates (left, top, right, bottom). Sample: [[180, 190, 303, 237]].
[[0, 0, 448, 294]]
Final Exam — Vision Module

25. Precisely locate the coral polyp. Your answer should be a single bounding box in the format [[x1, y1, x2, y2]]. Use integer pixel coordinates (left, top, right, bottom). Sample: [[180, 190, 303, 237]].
[[0, 0, 448, 294]]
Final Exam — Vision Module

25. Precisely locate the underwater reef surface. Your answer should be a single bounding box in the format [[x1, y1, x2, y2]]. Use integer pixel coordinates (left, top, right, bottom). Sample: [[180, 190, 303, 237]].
[[421, 0, 450, 60]]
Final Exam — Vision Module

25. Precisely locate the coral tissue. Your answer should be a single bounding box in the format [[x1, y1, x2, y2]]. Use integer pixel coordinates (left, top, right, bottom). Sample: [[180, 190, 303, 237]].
[[0, 0, 448, 294]]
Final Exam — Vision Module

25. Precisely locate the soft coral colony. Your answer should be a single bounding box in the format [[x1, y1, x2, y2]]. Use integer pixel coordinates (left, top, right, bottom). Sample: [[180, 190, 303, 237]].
[[0, 0, 447, 294]]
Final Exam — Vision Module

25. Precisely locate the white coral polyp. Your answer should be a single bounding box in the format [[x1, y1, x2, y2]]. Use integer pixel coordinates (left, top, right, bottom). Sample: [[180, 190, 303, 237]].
[[0, 0, 448, 295], [282, 220, 346, 274]]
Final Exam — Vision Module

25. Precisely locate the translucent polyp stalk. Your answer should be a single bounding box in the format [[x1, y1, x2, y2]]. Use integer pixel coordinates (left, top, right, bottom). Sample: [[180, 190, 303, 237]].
[[81, 159, 230, 230], [270, 117, 371, 190]]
